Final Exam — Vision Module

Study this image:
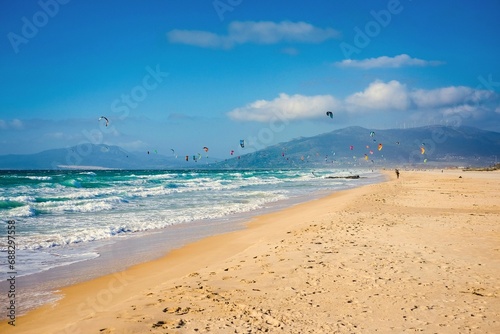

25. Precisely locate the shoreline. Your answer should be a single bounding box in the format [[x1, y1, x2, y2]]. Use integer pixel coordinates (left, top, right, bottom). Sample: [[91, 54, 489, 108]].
[[0, 170, 383, 321], [2, 170, 499, 332]]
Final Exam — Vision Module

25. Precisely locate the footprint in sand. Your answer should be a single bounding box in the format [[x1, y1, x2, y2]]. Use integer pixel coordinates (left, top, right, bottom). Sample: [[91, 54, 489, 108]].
[[152, 318, 186, 329], [163, 306, 191, 315]]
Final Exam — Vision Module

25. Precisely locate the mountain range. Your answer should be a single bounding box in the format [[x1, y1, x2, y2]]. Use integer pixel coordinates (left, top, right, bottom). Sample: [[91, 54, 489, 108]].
[[1, 126, 499, 170]]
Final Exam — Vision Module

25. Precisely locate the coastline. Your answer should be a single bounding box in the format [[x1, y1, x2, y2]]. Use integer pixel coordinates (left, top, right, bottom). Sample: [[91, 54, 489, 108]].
[[2, 170, 499, 333], [0, 169, 383, 321]]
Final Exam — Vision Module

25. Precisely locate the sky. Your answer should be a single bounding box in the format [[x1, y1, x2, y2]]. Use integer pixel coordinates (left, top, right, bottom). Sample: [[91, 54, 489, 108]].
[[1, 0, 499, 158]]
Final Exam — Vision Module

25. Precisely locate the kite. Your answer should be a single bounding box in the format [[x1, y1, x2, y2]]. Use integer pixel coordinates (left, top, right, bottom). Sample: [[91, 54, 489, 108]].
[[185, 155, 189, 161], [326, 111, 333, 118], [98, 116, 109, 127], [370, 131, 375, 137], [420, 147, 425, 155], [230, 150, 234, 155], [350, 145, 354, 150], [378, 143, 383, 151], [203, 147, 209, 152], [364, 154, 369, 161], [240, 140, 245, 148]]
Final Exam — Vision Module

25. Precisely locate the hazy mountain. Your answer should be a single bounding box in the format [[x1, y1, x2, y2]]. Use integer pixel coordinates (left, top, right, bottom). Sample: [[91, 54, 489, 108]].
[[214, 126, 500, 169], [1, 126, 498, 170], [0, 145, 194, 170]]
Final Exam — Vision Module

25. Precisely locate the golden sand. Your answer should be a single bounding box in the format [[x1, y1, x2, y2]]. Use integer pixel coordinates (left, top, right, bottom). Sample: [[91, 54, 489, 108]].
[[2, 170, 499, 333]]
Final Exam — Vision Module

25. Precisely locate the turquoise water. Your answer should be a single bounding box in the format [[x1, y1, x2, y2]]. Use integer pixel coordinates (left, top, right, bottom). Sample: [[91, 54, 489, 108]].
[[0, 168, 382, 316]]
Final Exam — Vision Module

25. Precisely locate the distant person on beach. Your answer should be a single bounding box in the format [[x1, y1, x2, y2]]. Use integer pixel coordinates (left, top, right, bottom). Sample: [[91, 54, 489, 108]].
[[395, 169, 400, 179]]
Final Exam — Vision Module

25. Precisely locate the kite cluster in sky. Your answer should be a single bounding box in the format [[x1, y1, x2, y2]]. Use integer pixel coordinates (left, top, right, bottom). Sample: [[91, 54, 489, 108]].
[[97, 114, 429, 165]]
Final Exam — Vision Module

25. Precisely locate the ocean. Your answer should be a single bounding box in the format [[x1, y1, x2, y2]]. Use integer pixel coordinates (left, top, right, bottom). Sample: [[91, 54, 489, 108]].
[[0, 168, 383, 317]]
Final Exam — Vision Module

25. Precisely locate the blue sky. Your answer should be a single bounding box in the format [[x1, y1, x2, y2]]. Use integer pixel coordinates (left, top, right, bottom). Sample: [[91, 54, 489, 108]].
[[1, 0, 499, 158]]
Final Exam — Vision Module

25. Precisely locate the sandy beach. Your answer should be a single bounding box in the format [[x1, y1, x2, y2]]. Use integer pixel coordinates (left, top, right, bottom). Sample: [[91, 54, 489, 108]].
[[2, 170, 499, 333]]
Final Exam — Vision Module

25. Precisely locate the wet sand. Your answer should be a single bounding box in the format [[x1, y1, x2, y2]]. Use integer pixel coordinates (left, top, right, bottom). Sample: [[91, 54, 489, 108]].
[[2, 170, 499, 333]]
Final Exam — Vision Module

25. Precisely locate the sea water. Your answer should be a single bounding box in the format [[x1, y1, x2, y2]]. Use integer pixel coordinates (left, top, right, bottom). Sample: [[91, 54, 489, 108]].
[[0, 169, 383, 317]]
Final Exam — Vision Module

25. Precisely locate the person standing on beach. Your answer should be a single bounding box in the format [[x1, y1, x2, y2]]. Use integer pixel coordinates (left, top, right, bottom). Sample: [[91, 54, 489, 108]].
[[395, 169, 400, 179]]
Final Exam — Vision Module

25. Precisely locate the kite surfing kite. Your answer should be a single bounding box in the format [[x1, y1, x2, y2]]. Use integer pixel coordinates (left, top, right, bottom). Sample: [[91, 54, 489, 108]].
[[203, 147, 209, 152], [326, 111, 333, 119], [98, 116, 109, 127], [420, 147, 426, 155], [378, 143, 383, 151], [370, 131, 375, 137], [240, 140, 245, 148]]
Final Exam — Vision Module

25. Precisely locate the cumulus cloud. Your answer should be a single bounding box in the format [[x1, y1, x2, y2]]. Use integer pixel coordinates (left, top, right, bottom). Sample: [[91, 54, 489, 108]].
[[227, 93, 341, 122], [410, 86, 494, 108], [227, 80, 498, 124], [335, 54, 445, 69], [345, 80, 410, 111], [167, 21, 340, 49]]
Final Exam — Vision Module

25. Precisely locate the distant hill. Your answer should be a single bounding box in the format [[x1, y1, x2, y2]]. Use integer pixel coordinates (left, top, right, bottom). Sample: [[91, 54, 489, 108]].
[[213, 126, 500, 169], [0, 126, 498, 170], [0, 145, 201, 170]]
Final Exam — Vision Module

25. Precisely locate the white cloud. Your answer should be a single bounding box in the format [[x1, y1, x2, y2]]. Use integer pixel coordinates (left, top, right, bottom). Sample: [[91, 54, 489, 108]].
[[227, 80, 498, 124], [411, 86, 494, 108], [227, 93, 341, 122], [167, 21, 340, 49], [345, 80, 410, 111], [10, 119, 24, 129], [335, 54, 445, 69], [0, 119, 24, 129], [167, 30, 231, 48], [439, 104, 480, 118]]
